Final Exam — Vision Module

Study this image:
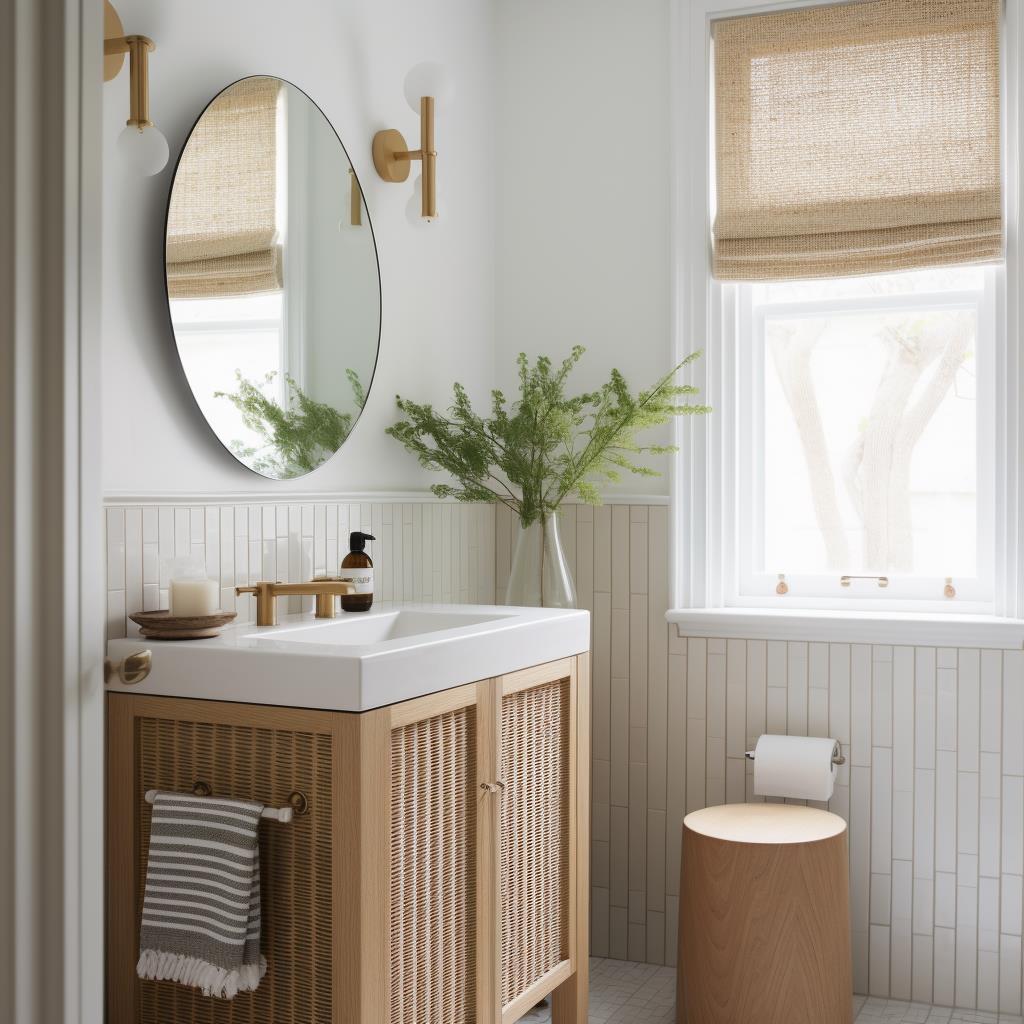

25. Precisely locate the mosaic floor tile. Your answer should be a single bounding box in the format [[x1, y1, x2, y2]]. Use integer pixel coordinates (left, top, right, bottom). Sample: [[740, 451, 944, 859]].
[[512, 959, 1024, 1024]]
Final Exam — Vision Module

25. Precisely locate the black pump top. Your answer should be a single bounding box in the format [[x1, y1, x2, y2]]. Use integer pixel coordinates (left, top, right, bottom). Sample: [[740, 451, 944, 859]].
[[349, 531, 375, 552]]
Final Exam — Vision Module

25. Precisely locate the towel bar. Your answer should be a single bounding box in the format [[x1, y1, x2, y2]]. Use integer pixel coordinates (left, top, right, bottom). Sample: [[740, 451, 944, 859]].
[[144, 789, 297, 823]]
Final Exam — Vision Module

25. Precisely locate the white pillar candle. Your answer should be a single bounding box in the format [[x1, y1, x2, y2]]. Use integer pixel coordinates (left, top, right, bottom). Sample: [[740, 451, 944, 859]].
[[169, 578, 219, 617]]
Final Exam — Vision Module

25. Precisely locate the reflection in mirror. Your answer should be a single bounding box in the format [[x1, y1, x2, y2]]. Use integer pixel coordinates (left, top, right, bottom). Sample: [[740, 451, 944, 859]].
[[166, 76, 380, 479]]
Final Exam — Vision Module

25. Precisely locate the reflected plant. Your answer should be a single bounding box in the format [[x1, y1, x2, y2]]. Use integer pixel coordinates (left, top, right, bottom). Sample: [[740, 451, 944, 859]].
[[216, 368, 364, 478], [386, 346, 710, 526]]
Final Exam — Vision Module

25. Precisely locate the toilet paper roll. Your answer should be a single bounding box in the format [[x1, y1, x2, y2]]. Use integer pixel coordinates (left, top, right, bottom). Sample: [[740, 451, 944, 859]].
[[753, 734, 837, 802]]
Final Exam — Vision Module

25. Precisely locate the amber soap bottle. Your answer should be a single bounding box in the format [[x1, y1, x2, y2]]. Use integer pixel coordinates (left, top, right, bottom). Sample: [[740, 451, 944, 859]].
[[340, 532, 375, 612]]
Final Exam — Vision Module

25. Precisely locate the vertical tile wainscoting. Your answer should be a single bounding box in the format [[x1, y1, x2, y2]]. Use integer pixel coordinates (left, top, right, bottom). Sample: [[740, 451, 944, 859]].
[[105, 499, 495, 639], [658, 640, 1023, 1015], [495, 503, 676, 967], [496, 504, 1024, 1014]]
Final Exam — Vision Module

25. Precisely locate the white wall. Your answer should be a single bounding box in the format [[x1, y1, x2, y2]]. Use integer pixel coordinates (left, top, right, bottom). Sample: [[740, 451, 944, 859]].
[[102, 0, 496, 496], [494, 0, 677, 495]]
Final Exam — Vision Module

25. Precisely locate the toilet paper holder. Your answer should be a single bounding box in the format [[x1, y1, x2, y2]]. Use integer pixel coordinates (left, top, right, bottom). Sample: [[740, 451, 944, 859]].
[[744, 739, 846, 766]]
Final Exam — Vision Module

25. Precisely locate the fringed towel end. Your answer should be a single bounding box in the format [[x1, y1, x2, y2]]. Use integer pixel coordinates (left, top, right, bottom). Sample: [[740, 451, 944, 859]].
[[137, 949, 267, 999]]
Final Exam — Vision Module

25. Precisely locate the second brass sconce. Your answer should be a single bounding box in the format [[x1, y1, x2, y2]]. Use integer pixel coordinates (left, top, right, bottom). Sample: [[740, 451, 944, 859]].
[[104, 0, 168, 175], [372, 63, 452, 222]]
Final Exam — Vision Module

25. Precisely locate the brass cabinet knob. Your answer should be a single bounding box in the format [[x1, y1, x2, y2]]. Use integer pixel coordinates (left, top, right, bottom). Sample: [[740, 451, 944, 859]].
[[104, 649, 152, 685]]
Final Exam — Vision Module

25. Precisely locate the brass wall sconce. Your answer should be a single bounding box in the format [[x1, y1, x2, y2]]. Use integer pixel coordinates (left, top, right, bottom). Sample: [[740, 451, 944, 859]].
[[104, 0, 168, 175], [372, 63, 452, 222], [349, 168, 362, 227]]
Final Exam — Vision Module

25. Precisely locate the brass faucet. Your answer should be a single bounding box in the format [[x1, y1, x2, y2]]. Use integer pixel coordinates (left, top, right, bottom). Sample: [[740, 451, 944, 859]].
[[235, 579, 357, 627]]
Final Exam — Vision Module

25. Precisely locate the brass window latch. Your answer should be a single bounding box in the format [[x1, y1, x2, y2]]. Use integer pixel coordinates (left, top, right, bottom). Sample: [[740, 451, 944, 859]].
[[840, 575, 889, 589]]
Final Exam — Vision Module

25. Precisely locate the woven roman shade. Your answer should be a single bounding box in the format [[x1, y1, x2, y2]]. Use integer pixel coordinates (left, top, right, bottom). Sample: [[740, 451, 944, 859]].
[[166, 76, 283, 299], [712, 0, 1002, 281]]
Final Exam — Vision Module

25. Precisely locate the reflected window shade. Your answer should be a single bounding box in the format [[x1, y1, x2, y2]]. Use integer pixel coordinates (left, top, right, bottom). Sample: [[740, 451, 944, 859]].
[[166, 247, 281, 300], [712, 0, 1002, 282], [166, 76, 283, 299]]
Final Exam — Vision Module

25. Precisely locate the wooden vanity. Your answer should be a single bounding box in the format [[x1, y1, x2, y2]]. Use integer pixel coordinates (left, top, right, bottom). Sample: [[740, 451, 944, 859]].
[[107, 653, 590, 1024]]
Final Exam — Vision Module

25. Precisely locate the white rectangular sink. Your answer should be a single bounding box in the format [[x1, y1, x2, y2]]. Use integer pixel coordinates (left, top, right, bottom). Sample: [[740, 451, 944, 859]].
[[106, 602, 590, 712], [252, 609, 515, 647]]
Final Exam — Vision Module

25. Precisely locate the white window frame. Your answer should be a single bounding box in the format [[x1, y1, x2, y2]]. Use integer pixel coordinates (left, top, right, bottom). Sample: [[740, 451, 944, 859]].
[[731, 269, 997, 613], [668, 0, 1024, 632], [172, 295, 288, 408], [279, 83, 307, 393]]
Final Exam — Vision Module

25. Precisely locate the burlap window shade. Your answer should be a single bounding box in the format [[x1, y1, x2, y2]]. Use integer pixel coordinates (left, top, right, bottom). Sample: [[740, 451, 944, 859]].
[[712, 0, 1002, 282], [166, 76, 283, 299]]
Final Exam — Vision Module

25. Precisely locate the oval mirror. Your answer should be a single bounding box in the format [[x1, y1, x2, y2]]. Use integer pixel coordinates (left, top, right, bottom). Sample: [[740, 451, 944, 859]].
[[165, 76, 380, 479]]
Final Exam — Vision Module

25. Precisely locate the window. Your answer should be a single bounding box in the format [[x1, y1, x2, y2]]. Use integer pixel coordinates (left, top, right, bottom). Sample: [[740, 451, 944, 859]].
[[671, 0, 1020, 619], [172, 292, 286, 455], [731, 265, 996, 609]]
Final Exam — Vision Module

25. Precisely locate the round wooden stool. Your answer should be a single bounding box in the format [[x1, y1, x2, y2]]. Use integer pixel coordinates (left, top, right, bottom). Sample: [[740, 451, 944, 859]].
[[677, 803, 851, 1024]]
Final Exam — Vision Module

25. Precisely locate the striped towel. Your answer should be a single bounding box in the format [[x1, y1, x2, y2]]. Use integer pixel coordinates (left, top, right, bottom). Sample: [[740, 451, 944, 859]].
[[137, 791, 267, 999]]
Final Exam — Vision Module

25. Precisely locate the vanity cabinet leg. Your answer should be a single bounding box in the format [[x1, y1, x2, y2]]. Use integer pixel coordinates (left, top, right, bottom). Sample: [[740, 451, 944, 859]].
[[552, 653, 590, 1024], [551, 963, 588, 1023]]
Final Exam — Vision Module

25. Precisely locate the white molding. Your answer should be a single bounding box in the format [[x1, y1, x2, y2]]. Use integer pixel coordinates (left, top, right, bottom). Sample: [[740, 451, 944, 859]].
[[666, 608, 1024, 650], [1001, 0, 1024, 617], [103, 490, 477, 506], [101, 490, 672, 508], [77, 6, 106, 1020], [1, 1, 103, 1021]]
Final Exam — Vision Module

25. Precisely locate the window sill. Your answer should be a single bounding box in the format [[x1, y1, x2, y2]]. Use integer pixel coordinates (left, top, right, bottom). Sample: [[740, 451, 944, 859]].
[[665, 608, 1024, 650]]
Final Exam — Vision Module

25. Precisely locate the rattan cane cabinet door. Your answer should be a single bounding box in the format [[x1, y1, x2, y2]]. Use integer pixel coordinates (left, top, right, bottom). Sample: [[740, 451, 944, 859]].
[[388, 693, 480, 1024], [106, 695, 339, 1024], [498, 666, 573, 1010]]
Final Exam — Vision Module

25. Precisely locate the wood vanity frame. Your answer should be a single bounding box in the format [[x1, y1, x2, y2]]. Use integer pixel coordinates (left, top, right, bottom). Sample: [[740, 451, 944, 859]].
[[107, 653, 590, 1024]]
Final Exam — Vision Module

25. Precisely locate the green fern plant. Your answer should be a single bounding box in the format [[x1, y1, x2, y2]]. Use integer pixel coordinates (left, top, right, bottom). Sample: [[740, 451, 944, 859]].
[[216, 369, 365, 478], [386, 346, 710, 526]]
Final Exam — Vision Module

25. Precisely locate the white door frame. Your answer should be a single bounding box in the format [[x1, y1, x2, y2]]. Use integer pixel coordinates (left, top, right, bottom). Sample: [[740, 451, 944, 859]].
[[0, 1, 105, 1022]]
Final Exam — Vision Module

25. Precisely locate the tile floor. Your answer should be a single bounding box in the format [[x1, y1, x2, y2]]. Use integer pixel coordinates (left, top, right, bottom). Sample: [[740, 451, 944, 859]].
[[517, 959, 1024, 1024]]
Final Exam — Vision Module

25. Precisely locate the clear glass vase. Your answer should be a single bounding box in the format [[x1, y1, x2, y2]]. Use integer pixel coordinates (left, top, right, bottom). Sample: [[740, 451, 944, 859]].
[[505, 514, 577, 608]]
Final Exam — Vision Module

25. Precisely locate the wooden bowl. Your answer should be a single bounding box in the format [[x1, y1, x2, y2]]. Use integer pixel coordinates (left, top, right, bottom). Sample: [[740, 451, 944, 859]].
[[128, 609, 237, 640]]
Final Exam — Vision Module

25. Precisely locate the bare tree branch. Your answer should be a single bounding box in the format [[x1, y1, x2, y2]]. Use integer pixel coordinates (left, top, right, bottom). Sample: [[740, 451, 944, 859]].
[[768, 319, 851, 569]]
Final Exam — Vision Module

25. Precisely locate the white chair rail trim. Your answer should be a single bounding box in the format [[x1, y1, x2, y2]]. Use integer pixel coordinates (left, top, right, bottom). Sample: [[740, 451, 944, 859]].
[[666, 607, 1024, 649]]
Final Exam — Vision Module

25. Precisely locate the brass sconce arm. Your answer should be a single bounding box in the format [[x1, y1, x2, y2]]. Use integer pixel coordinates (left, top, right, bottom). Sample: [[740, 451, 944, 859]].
[[105, 34, 156, 129], [420, 96, 436, 220]]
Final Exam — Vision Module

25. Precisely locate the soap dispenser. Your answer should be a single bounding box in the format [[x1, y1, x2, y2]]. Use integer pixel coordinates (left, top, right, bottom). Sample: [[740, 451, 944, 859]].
[[339, 532, 375, 612]]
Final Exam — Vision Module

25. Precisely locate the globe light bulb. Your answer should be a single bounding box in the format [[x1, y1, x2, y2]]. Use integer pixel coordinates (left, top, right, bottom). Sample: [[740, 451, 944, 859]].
[[117, 123, 169, 176], [403, 62, 454, 112]]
